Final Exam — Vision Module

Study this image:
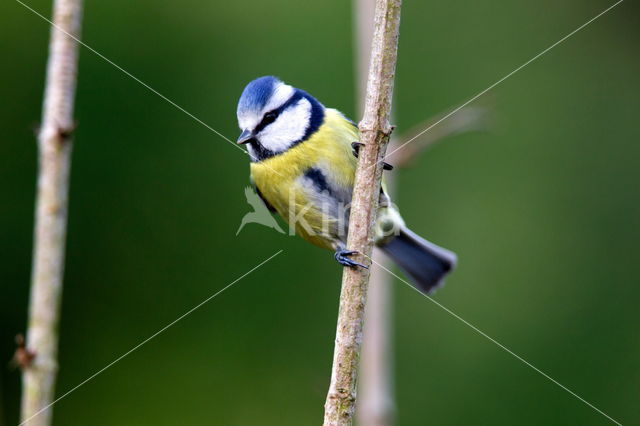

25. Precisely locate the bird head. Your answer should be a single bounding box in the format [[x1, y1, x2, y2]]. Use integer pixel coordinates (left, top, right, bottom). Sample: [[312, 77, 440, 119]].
[[236, 76, 324, 161]]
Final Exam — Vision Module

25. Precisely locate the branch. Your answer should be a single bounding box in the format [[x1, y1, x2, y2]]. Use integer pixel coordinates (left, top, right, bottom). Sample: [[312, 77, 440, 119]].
[[356, 247, 395, 426], [354, 0, 395, 425], [21, 1, 83, 425], [323, 1, 402, 424]]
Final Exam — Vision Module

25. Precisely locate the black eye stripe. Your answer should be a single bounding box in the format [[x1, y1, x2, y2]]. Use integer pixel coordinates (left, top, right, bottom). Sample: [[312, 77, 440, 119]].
[[254, 92, 304, 133], [262, 111, 277, 124], [248, 89, 325, 163], [254, 110, 279, 133]]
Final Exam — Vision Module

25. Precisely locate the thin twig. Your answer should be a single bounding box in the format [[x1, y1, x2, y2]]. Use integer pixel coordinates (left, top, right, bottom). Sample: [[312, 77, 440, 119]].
[[323, 1, 402, 424], [21, 1, 83, 425]]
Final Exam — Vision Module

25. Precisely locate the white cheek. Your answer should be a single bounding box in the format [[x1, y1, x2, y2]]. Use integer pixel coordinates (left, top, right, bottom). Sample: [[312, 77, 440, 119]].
[[258, 98, 311, 152]]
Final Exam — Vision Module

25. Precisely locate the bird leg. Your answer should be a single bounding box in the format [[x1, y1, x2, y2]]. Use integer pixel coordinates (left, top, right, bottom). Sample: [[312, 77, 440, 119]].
[[351, 142, 394, 170], [334, 248, 369, 269]]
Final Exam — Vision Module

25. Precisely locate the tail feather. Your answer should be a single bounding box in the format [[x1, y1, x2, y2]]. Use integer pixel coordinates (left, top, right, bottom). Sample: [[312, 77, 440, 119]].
[[380, 227, 457, 294]]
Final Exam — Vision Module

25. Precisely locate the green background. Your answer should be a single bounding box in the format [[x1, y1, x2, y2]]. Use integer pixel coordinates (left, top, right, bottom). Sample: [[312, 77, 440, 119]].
[[1, 0, 639, 424]]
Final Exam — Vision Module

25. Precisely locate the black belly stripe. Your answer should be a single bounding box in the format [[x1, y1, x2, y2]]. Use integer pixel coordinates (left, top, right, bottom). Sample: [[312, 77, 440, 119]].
[[304, 167, 332, 195]]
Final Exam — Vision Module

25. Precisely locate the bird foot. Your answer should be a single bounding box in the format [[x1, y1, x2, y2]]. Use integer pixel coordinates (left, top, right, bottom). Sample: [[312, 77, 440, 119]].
[[351, 142, 394, 170], [334, 249, 369, 269]]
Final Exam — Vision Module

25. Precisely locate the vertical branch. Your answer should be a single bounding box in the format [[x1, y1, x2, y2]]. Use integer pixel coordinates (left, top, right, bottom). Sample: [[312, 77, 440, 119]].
[[323, 1, 402, 425], [356, 247, 395, 426], [354, 0, 396, 425], [21, 0, 83, 425]]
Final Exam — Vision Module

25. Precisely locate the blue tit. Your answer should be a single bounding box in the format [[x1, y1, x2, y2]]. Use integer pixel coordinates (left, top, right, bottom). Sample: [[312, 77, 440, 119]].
[[236, 76, 456, 293]]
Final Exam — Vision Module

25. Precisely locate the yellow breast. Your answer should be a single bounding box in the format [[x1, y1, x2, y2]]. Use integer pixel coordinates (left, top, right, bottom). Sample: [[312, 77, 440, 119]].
[[250, 109, 358, 248]]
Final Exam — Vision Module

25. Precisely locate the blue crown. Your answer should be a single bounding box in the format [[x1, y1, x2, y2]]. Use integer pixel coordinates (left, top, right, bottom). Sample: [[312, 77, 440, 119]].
[[237, 76, 281, 114]]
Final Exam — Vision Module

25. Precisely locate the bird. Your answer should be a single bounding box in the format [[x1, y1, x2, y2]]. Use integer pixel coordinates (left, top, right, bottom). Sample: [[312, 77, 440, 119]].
[[236, 76, 456, 293]]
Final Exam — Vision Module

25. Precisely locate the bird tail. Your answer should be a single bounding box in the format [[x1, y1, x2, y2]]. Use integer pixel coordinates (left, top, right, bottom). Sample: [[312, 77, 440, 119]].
[[379, 227, 457, 294]]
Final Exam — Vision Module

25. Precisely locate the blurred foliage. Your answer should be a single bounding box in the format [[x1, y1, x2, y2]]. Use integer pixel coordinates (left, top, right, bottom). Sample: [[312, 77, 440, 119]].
[[1, 0, 639, 425]]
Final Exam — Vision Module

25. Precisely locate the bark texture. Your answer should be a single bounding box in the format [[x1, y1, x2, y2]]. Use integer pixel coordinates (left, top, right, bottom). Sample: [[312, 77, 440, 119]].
[[354, 0, 396, 424], [21, 1, 83, 425], [323, 1, 402, 424]]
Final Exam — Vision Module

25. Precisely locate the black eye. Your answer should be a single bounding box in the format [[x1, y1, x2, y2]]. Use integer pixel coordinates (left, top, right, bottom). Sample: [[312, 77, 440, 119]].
[[263, 111, 277, 125]]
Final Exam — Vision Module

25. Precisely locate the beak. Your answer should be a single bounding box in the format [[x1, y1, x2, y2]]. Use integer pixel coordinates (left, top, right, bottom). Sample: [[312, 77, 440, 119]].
[[237, 129, 254, 144]]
